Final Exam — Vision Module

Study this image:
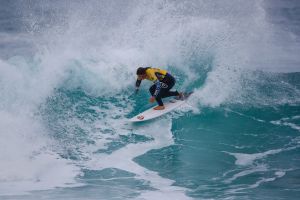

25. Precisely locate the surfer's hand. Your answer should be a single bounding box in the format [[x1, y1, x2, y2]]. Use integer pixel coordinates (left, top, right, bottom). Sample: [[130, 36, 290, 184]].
[[149, 96, 155, 103]]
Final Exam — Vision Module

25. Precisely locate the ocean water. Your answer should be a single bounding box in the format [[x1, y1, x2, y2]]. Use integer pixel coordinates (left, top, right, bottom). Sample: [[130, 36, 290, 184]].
[[0, 0, 300, 199]]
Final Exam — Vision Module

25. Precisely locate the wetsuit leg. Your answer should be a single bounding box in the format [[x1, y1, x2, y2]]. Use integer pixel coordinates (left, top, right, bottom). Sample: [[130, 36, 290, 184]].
[[155, 91, 165, 106], [160, 74, 179, 98], [149, 84, 164, 106], [149, 73, 179, 106], [149, 85, 156, 96]]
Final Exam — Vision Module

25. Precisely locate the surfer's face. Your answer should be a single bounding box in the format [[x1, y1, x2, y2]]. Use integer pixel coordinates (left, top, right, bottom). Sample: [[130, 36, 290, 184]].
[[138, 74, 147, 80]]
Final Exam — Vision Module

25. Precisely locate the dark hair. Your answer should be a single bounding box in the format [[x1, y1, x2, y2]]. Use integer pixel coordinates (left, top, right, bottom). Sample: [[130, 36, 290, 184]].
[[136, 67, 149, 75]]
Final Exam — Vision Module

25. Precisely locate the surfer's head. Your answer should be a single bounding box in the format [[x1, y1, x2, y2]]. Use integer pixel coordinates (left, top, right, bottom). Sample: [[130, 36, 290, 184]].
[[136, 67, 146, 75], [136, 67, 147, 79]]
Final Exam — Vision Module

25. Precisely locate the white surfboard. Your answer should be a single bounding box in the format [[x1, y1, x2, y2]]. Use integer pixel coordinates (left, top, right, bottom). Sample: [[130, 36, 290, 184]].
[[129, 92, 192, 122]]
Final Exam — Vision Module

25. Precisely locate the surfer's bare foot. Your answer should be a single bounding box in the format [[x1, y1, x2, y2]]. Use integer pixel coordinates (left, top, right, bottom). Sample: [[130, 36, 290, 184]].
[[154, 106, 165, 110]]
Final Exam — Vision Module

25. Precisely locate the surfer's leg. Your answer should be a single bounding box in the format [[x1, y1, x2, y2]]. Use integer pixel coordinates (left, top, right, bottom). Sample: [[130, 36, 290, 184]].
[[155, 96, 164, 106], [149, 85, 156, 96], [149, 85, 164, 106], [154, 88, 164, 106], [163, 91, 179, 98], [160, 77, 179, 98]]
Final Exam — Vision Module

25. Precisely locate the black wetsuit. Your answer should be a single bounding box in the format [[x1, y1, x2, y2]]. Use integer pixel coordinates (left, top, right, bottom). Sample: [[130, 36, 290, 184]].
[[136, 68, 179, 106], [148, 73, 179, 106]]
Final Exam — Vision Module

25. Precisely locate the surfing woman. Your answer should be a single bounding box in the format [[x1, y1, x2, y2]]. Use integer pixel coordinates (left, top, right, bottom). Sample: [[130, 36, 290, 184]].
[[135, 67, 183, 110]]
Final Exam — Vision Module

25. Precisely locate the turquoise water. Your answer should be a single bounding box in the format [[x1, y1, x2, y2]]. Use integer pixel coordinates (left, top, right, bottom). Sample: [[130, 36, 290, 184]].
[[1, 1, 300, 200]]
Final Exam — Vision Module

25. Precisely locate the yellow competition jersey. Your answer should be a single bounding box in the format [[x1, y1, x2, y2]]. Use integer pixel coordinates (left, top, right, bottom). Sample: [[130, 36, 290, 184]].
[[145, 68, 168, 82]]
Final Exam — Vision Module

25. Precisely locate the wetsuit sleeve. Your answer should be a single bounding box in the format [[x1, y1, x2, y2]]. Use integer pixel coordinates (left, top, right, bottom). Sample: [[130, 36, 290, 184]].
[[153, 80, 161, 97], [135, 79, 142, 88]]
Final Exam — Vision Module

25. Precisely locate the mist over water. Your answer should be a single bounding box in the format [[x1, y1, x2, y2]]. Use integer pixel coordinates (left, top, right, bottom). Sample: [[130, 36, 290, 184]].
[[0, 0, 300, 199]]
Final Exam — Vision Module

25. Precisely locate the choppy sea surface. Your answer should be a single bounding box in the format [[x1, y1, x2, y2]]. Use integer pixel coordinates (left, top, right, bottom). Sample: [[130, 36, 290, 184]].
[[0, 1, 300, 199]]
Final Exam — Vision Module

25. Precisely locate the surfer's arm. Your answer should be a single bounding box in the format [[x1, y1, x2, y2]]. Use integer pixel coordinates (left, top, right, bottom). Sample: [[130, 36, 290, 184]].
[[135, 79, 142, 88], [135, 78, 142, 93]]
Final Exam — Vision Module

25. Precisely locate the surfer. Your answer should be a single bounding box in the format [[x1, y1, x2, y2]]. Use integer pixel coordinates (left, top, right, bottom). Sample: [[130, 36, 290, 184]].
[[135, 67, 183, 110]]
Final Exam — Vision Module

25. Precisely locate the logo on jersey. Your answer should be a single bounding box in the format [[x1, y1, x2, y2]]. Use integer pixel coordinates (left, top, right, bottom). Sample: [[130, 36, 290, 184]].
[[160, 83, 168, 88]]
